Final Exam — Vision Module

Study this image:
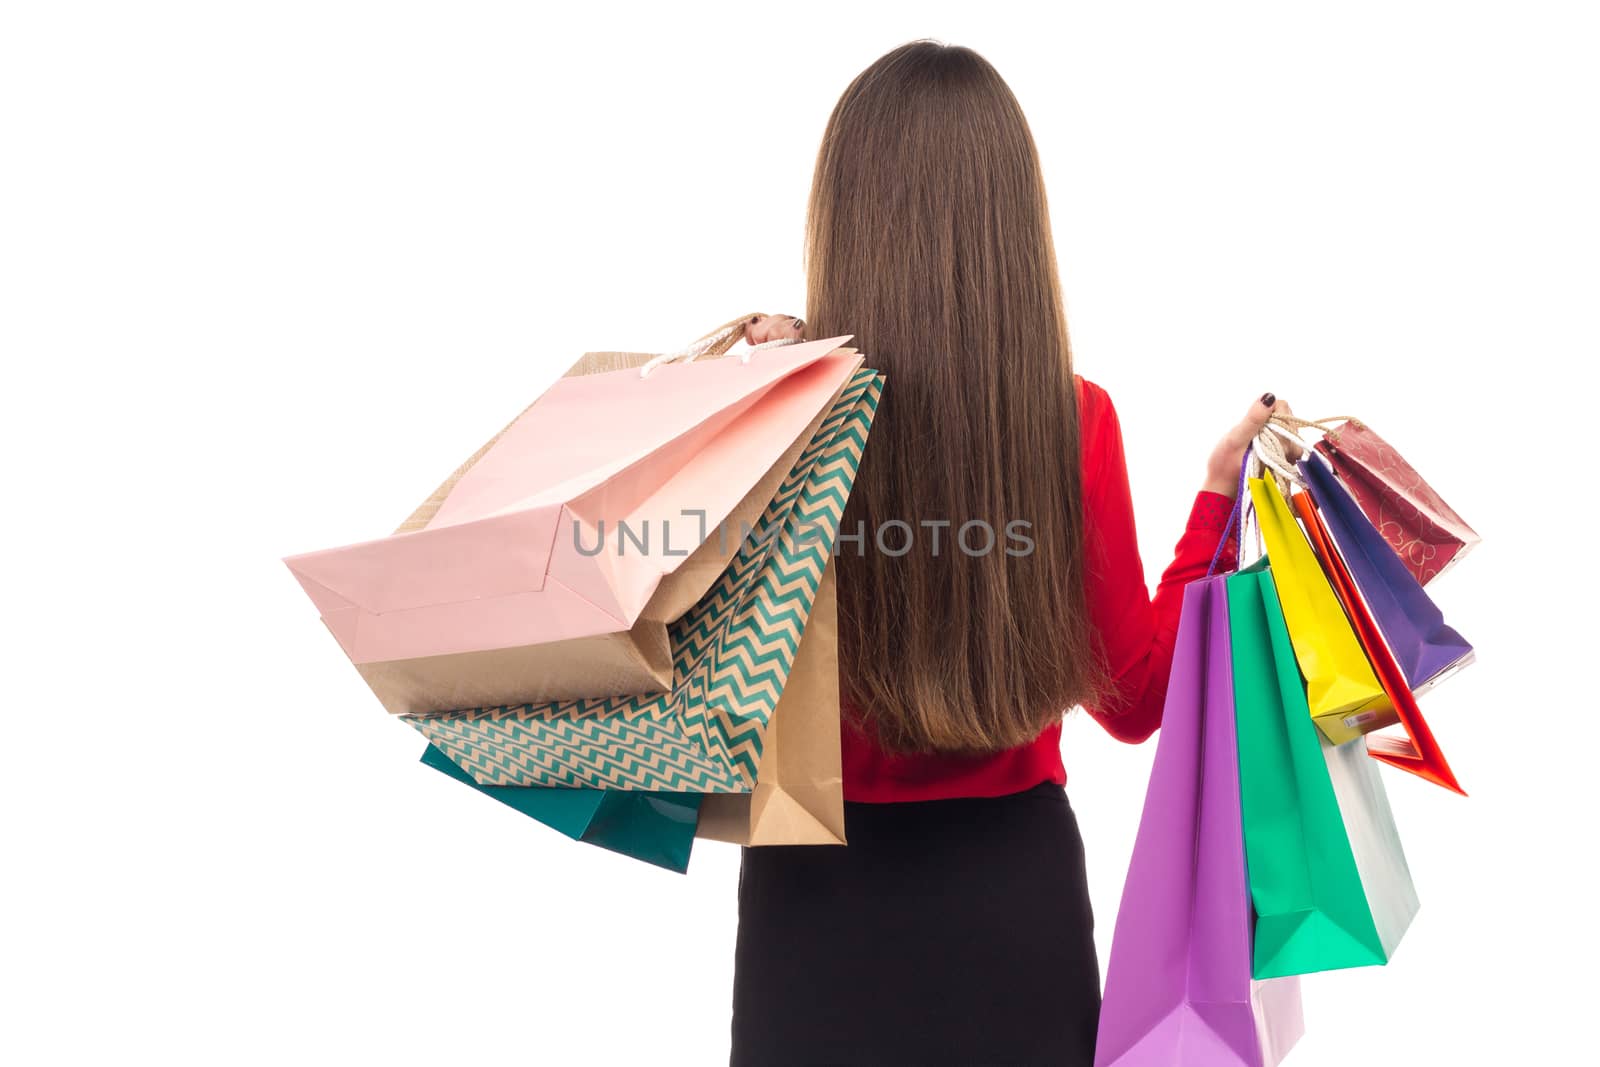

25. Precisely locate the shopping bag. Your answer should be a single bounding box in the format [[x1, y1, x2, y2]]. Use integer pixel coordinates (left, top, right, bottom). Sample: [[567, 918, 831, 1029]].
[[283, 316, 865, 714], [1095, 576, 1304, 1067], [1318, 732, 1420, 959], [1291, 487, 1466, 794], [695, 558, 846, 846], [1229, 558, 1418, 978], [1310, 417, 1480, 585], [1248, 474, 1393, 745], [421, 556, 846, 858], [422, 553, 847, 860], [401, 368, 883, 843], [419, 744, 701, 873], [1298, 453, 1474, 695]]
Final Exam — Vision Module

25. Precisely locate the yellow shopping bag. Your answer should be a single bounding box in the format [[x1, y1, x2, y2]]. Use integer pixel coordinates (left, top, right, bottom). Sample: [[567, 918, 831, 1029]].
[[1248, 475, 1395, 744]]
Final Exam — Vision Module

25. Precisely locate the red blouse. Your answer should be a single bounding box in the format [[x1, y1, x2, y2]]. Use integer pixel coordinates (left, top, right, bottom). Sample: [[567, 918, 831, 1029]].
[[838, 375, 1240, 803]]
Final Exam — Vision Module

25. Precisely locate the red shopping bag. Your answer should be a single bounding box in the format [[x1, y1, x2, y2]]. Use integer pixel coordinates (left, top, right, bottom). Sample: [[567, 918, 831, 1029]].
[[1311, 418, 1480, 586], [1291, 489, 1466, 795]]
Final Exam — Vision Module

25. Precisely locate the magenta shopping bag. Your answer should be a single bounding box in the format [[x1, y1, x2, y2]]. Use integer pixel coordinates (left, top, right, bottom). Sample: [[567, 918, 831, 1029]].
[[1095, 576, 1304, 1067]]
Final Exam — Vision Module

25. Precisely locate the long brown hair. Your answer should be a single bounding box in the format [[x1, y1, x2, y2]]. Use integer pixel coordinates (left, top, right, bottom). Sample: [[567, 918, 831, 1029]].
[[804, 40, 1113, 755]]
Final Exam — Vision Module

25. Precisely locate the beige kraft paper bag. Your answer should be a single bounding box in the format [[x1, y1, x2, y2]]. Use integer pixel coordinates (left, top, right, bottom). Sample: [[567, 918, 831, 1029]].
[[696, 558, 847, 846]]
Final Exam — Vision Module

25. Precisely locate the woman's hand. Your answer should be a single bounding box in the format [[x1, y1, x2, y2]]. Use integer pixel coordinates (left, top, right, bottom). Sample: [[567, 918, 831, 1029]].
[[1202, 393, 1302, 498], [744, 313, 806, 345]]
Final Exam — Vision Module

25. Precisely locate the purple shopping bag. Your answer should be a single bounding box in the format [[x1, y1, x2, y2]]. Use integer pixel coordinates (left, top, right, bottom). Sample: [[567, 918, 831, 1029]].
[[1298, 453, 1474, 695], [1095, 576, 1304, 1067]]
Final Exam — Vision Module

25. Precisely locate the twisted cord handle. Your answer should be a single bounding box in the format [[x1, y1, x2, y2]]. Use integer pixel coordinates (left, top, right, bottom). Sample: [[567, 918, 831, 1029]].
[[1254, 421, 1307, 489], [638, 312, 773, 378], [1269, 412, 1364, 434]]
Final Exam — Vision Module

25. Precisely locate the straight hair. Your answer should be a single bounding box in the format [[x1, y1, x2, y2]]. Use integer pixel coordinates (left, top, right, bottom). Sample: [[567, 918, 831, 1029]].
[[803, 40, 1114, 755]]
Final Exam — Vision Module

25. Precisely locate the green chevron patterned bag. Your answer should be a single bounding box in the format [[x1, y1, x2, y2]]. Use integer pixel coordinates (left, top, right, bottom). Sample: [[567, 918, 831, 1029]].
[[407, 367, 883, 843]]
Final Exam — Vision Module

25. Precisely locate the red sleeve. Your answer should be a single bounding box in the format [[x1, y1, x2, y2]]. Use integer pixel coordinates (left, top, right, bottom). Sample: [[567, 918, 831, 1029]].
[[1076, 377, 1238, 744]]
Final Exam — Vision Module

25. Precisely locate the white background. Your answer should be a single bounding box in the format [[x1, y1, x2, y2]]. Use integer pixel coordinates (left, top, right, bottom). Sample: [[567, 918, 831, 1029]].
[[3, 2, 1594, 1064]]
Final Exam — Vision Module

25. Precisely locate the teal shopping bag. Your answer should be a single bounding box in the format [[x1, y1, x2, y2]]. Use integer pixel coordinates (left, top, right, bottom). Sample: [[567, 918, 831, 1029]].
[[421, 745, 701, 873]]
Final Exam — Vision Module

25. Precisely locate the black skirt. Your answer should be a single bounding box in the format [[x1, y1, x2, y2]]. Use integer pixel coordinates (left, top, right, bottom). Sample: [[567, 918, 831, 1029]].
[[730, 781, 1101, 1067]]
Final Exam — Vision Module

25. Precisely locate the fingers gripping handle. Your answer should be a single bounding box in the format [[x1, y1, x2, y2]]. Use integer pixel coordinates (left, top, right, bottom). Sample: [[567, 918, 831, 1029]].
[[1206, 412, 1355, 576]]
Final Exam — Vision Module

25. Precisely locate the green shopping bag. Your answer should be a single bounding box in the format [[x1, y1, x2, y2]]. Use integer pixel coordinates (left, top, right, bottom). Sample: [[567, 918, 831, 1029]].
[[420, 744, 701, 873], [1228, 557, 1418, 978]]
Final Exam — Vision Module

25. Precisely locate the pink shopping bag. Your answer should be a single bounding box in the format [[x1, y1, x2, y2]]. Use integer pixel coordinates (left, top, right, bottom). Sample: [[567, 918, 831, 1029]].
[[284, 321, 863, 714]]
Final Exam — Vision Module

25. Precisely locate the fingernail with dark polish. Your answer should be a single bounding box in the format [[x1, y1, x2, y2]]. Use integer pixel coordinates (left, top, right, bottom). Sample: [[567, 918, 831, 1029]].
[[1260, 392, 1275, 407]]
